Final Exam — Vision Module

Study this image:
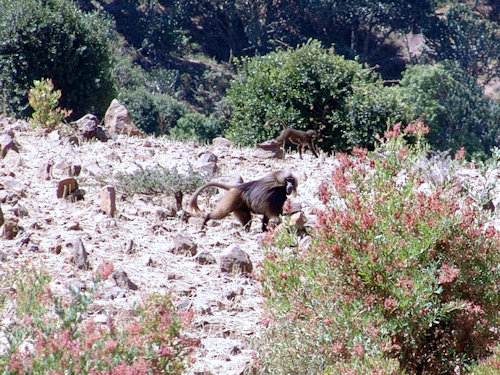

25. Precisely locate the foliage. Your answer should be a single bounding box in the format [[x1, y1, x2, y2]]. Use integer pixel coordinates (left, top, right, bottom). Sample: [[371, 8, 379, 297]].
[[225, 39, 408, 153], [0, 0, 116, 119], [424, 4, 500, 85], [398, 62, 499, 157], [28, 78, 72, 129], [96, 165, 207, 197], [257, 122, 500, 374], [103, 0, 186, 65], [171, 0, 436, 73], [119, 88, 189, 134], [170, 112, 227, 143], [0, 264, 198, 374]]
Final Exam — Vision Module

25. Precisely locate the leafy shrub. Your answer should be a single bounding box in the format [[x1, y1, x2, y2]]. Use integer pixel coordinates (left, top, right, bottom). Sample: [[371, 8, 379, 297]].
[[258, 122, 500, 374], [119, 88, 189, 134], [224, 39, 408, 153], [0, 0, 116, 119], [170, 112, 227, 143], [398, 62, 499, 157], [0, 264, 198, 374], [28, 78, 72, 129]]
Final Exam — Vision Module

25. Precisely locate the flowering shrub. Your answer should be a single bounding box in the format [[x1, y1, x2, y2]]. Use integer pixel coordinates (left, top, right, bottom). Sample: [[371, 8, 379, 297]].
[[28, 78, 72, 129], [0, 264, 198, 374], [258, 121, 500, 374]]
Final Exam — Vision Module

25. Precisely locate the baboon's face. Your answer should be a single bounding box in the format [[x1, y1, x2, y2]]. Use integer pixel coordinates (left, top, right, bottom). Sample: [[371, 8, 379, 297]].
[[285, 177, 297, 195]]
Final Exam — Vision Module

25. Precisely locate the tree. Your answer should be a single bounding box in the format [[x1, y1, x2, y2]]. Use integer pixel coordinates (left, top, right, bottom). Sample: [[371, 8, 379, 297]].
[[225, 39, 408, 153], [398, 62, 499, 157], [0, 0, 116, 119], [424, 4, 500, 84]]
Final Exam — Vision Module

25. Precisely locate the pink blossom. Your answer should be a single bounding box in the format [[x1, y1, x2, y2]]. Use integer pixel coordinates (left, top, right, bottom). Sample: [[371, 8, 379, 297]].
[[385, 122, 401, 139], [454, 146, 466, 160], [384, 298, 397, 309], [438, 264, 460, 284]]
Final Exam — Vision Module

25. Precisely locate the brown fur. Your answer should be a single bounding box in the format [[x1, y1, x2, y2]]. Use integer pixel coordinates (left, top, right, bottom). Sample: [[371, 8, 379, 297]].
[[188, 170, 298, 231], [264, 118, 319, 159]]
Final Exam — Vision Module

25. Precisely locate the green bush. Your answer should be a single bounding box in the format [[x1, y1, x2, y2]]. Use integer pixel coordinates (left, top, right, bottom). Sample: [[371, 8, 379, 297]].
[[28, 78, 72, 129], [398, 62, 499, 157], [170, 112, 227, 143], [258, 122, 500, 374], [119, 88, 189, 134], [0, 0, 116, 119], [224, 39, 408, 153]]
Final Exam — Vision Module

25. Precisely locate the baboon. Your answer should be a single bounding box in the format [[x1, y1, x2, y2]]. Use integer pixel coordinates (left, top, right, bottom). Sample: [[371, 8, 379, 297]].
[[264, 118, 319, 159], [189, 170, 298, 231]]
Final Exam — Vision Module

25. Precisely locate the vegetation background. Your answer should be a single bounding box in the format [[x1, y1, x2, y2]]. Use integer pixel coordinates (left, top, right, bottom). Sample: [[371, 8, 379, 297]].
[[0, 0, 498, 157]]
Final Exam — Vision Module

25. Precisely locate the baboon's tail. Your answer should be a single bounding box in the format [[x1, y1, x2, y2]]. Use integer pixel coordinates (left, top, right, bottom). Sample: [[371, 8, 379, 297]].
[[188, 182, 232, 213], [264, 118, 287, 129]]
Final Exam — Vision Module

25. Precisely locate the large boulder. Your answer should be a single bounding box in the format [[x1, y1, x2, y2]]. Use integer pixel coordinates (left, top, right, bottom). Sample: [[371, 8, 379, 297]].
[[104, 99, 143, 136]]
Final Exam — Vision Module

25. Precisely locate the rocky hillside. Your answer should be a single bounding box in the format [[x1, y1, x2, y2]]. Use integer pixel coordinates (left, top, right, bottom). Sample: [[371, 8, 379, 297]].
[[0, 114, 340, 375], [2, 112, 500, 374]]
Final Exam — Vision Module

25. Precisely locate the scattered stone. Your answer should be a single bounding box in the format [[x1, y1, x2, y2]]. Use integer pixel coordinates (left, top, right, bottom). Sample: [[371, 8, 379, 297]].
[[39, 159, 53, 180], [11, 204, 28, 218], [225, 286, 244, 300], [230, 346, 242, 355], [66, 221, 80, 230], [0, 251, 7, 261], [0, 132, 20, 158], [72, 237, 90, 269], [3, 150, 22, 169], [253, 148, 284, 159], [198, 151, 218, 163], [66, 135, 80, 146], [57, 177, 78, 199], [100, 185, 116, 217], [171, 233, 198, 256], [1, 217, 20, 240], [93, 314, 109, 324], [2, 177, 27, 197], [67, 164, 81, 177], [112, 270, 139, 290], [156, 207, 176, 219], [46, 129, 61, 142], [16, 232, 31, 246], [176, 299, 192, 312], [104, 99, 142, 136], [125, 239, 135, 254], [82, 161, 104, 176], [177, 210, 191, 223], [198, 162, 218, 174], [27, 242, 40, 252], [212, 137, 232, 148], [0, 204, 3, 227], [50, 242, 63, 254], [107, 286, 127, 299], [220, 245, 253, 275], [72, 114, 110, 142], [289, 211, 307, 230], [195, 251, 216, 265]]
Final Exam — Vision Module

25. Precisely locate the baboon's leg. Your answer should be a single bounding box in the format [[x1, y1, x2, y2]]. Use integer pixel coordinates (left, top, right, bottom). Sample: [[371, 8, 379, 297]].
[[309, 141, 319, 158], [261, 216, 270, 231], [208, 189, 241, 220], [298, 144, 303, 159], [234, 209, 252, 231]]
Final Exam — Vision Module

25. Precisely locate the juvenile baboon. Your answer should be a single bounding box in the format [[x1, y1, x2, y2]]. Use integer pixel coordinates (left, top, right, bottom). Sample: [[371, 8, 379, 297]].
[[264, 118, 319, 159], [189, 170, 298, 231]]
